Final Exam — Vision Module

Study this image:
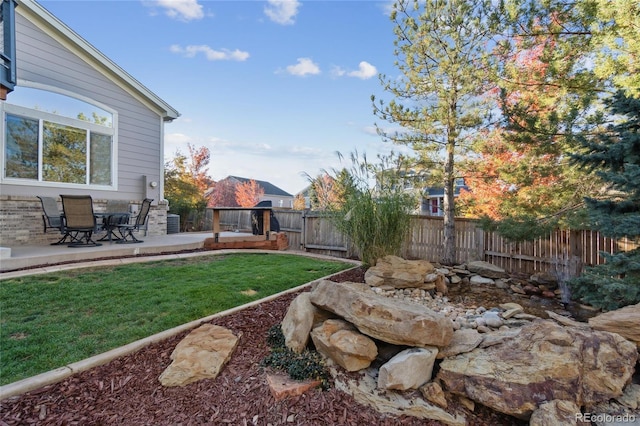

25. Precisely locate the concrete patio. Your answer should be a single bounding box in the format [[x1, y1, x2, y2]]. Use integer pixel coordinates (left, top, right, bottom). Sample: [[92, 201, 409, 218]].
[[0, 232, 213, 275]]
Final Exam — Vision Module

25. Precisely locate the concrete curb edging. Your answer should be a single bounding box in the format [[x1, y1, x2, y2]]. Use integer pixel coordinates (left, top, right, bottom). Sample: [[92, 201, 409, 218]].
[[0, 261, 361, 401]]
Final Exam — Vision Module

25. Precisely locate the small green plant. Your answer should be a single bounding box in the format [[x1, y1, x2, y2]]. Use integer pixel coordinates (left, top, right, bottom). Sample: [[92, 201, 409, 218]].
[[261, 324, 330, 390], [265, 323, 286, 348]]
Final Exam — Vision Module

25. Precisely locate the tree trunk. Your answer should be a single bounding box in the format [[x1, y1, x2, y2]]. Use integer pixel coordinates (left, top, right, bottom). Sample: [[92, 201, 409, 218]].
[[442, 138, 456, 265]]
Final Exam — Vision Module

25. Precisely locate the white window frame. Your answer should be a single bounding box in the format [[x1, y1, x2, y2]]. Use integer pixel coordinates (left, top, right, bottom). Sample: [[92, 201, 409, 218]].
[[0, 85, 118, 190]]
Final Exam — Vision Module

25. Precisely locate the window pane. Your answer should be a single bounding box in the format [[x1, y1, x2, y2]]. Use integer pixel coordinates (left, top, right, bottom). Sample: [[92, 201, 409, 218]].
[[8, 87, 112, 127], [4, 114, 38, 179], [90, 132, 112, 185], [42, 121, 86, 184]]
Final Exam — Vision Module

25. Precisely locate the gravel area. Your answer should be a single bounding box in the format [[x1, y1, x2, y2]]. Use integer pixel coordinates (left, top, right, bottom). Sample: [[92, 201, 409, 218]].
[[0, 266, 526, 425]]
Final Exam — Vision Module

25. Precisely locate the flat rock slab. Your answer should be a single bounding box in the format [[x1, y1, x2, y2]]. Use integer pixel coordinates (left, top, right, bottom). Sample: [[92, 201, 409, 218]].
[[159, 324, 240, 387], [266, 373, 322, 401], [310, 280, 454, 348]]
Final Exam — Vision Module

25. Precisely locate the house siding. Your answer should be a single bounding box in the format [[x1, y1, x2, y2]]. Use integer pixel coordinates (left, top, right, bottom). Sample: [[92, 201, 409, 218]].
[[0, 11, 170, 245]]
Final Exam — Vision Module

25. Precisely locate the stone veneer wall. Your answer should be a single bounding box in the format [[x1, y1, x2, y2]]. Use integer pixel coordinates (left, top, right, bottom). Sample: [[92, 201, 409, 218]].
[[0, 196, 168, 246]]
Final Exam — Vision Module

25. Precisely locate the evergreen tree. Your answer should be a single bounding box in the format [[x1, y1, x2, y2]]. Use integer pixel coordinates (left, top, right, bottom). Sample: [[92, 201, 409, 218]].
[[568, 92, 640, 310], [372, 0, 495, 264]]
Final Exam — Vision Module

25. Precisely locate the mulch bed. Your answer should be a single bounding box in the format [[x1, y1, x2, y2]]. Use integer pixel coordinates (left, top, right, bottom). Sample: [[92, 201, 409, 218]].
[[0, 266, 525, 425]]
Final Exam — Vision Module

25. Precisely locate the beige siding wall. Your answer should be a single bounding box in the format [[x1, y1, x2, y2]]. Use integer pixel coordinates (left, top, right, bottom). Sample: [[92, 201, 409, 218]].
[[1, 13, 164, 202]]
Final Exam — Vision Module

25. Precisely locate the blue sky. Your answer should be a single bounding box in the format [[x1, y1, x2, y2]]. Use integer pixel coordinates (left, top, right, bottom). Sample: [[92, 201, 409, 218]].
[[40, 0, 404, 195]]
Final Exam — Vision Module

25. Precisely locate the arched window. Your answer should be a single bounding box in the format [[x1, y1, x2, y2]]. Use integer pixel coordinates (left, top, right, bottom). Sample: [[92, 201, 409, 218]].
[[1, 86, 116, 187]]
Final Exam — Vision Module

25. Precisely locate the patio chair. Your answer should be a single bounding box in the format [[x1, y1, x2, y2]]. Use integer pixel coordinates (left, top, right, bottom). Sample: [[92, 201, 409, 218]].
[[116, 198, 152, 244], [60, 195, 102, 247], [37, 196, 71, 245]]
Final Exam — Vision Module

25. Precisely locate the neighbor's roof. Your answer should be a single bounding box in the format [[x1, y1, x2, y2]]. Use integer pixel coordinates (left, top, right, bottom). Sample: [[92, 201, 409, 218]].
[[16, 0, 180, 121], [226, 176, 293, 197]]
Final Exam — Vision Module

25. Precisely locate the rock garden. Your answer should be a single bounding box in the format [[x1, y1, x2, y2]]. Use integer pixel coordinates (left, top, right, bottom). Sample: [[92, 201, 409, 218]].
[[277, 256, 640, 425], [1, 255, 638, 425]]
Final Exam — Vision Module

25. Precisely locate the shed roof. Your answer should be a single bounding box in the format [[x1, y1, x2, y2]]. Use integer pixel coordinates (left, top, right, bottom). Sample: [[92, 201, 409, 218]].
[[15, 0, 180, 121]]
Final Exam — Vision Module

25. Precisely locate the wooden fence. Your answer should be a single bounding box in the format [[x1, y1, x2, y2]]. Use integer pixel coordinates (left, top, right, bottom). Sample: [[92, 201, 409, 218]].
[[213, 209, 637, 278]]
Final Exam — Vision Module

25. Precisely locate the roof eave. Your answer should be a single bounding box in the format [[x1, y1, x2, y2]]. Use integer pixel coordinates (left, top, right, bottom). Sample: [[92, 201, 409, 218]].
[[16, 0, 180, 121]]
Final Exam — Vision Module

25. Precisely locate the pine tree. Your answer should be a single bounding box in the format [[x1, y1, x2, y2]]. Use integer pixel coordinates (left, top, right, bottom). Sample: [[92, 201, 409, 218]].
[[372, 0, 494, 264], [568, 92, 640, 310]]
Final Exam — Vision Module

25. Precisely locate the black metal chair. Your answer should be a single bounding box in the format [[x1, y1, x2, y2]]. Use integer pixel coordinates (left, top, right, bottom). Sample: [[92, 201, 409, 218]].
[[37, 196, 72, 245], [116, 198, 152, 244], [60, 195, 102, 247]]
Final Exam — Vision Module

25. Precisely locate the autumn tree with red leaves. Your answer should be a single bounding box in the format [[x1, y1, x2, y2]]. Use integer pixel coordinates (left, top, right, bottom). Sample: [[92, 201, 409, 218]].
[[208, 179, 239, 207], [164, 144, 213, 230], [458, 2, 611, 239], [235, 179, 264, 207]]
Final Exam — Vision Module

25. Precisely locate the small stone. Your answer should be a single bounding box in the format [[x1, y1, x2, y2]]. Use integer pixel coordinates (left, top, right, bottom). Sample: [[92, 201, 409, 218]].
[[420, 382, 448, 408], [501, 307, 523, 319], [514, 313, 539, 320], [470, 275, 495, 285], [266, 373, 321, 401], [482, 311, 503, 328], [541, 290, 556, 298], [494, 279, 510, 289], [457, 396, 475, 411], [510, 285, 527, 295]]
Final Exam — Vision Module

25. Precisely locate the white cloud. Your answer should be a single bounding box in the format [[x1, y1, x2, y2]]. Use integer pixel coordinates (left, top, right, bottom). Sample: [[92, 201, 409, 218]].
[[285, 58, 320, 76], [347, 61, 378, 79], [331, 62, 378, 79], [330, 66, 346, 77], [264, 0, 301, 25], [170, 44, 250, 61], [151, 0, 204, 21], [165, 132, 192, 144]]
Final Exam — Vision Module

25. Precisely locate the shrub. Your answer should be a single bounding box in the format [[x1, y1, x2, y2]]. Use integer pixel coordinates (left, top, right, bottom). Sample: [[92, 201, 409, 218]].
[[568, 249, 640, 311], [326, 151, 417, 266], [261, 324, 330, 390]]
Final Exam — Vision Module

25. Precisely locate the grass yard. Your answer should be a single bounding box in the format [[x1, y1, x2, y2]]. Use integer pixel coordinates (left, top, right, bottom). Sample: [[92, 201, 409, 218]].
[[0, 253, 353, 386]]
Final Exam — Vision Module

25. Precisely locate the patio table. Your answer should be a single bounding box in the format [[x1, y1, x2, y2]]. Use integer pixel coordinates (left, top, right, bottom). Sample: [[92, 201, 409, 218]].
[[96, 212, 130, 242]]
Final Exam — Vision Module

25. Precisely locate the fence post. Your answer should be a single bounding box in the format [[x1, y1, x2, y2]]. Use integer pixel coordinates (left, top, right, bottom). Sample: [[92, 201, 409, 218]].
[[569, 230, 583, 279], [476, 225, 485, 262], [301, 209, 307, 251]]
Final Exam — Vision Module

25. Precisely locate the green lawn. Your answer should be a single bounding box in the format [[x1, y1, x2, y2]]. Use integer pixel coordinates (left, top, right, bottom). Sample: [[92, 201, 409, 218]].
[[0, 253, 352, 385]]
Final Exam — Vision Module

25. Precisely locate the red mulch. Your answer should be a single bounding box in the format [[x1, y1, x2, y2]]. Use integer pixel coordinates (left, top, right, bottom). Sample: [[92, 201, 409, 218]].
[[0, 266, 525, 425]]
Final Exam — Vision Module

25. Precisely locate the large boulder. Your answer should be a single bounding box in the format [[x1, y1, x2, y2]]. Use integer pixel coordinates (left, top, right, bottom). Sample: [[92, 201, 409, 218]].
[[159, 324, 239, 387], [310, 319, 378, 372], [378, 347, 438, 391], [589, 303, 640, 348], [437, 320, 637, 419], [364, 255, 435, 289], [281, 292, 334, 353], [466, 261, 508, 279], [310, 280, 454, 347]]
